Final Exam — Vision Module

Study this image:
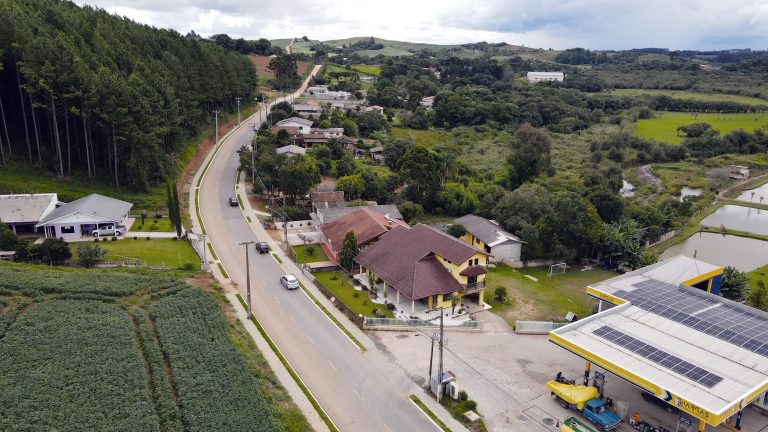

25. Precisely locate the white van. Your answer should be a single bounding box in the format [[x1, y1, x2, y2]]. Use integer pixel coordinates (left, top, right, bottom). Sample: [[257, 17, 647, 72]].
[[92, 223, 127, 237]]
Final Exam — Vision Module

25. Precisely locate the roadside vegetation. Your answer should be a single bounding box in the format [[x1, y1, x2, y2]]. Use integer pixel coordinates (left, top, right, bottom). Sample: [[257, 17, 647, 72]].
[[0, 263, 308, 431], [314, 271, 395, 318]]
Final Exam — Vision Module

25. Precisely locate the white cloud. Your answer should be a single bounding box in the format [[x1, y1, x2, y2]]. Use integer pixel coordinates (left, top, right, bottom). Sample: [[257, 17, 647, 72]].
[[73, 0, 768, 49]]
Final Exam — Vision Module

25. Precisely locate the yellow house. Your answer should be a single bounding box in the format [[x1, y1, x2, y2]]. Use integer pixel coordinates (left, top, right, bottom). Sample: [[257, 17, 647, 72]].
[[355, 224, 489, 314]]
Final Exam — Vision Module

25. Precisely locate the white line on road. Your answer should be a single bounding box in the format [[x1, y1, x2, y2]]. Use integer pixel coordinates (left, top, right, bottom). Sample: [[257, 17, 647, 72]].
[[289, 315, 297, 324], [273, 296, 280, 304], [383, 423, 393, 432], [327, 360, 337, 372], [409, 399, 446, 432], [353, 389, 363, 401], [306, 335, 316, 346]]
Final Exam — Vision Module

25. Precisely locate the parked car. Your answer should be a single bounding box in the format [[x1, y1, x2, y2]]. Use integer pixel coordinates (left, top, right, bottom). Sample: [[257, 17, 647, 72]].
[[641, 391, 680, 414], [92, 224, 126, 237], [280, 274, 300, 290], [255, 242, 269, 254], [228, 197, 239, 207]]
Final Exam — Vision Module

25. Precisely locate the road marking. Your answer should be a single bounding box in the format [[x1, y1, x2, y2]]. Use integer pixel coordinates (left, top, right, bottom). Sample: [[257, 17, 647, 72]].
[[409, 398, 446, 432], [289, 315, 297, 324], [383, 423, 393, 432], [353, 389, 363, 401], [297, 285, 365, 352], [306, 335, 316, 346], [327, 360, 337, 372], [273, 296, 280, 304]]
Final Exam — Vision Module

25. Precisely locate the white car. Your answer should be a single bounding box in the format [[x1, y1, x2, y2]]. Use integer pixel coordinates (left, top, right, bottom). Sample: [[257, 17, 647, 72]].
[[280, 274, 300, 290], [92, 224, 126, 237]]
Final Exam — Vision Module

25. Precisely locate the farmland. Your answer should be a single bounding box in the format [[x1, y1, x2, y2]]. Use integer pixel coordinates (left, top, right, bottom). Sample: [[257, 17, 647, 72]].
[[634, 112, 768, 144], [0, 262, 307, 432], [607, 89, 768, 106]]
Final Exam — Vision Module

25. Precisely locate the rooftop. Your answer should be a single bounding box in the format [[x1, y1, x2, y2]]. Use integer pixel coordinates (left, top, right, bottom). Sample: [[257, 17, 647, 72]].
[[454, 214, 524, 247], [37, 194, 132, 226], [321, 208, 406, 255], [0, 193, 58, 224], [275, 117, 313, 127], [550, 256, 768, 426], [275, 145, 306, 156], [317, 204, 402, 224]]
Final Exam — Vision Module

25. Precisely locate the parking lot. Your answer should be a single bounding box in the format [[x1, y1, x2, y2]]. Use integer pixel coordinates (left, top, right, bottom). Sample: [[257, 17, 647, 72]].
[[370, 311, 768, 432]]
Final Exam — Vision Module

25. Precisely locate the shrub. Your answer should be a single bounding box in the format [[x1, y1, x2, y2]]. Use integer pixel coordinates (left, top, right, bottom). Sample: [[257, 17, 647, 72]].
[[149, 223, 159, 231], [385, 302, 396, 311], [77, 243, 107, 268], [353, 292, 359, 298], [146, 237, 151, 240], [373, 308, 385, 317], [465, 400, 477, 410], [172, 236, 178, 241], [494, 286, 507, 302], [181, 262, 196, 271], [458, 390, 468, 401], [94, 238, 100, 242], [306, 245, 316, 256], [133, 236, 138, 240], [154, 211, 163, 219], [111, 236, 117, 241]]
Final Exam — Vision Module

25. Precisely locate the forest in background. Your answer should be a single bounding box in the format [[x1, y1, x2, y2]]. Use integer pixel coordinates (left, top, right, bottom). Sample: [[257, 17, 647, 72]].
[[0, 0, 257, 191]]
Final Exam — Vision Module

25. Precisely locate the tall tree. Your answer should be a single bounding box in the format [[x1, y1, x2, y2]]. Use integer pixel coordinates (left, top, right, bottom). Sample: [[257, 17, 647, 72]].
[[338, 230, 359, 271], [506, 124, 553, 190]]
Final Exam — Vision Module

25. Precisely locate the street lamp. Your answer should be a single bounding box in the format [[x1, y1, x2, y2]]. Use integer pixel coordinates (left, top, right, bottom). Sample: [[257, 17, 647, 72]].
[[238, 241, 255, 315]]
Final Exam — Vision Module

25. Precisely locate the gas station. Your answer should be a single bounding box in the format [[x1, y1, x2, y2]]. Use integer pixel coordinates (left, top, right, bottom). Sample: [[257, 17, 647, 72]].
[[549, 256, 768, 431]]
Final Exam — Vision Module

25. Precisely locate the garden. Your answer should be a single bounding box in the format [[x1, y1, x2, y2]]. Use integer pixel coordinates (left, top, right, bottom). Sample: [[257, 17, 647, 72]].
[[68, 238, 199, 268], [313, 270, 395, 318], [0, 262, 309, 432], [291, 244, 330, 263]]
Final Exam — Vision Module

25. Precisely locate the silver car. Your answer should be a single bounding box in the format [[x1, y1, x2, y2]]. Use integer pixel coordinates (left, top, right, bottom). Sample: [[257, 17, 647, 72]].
[[280, 274, 300, 290]]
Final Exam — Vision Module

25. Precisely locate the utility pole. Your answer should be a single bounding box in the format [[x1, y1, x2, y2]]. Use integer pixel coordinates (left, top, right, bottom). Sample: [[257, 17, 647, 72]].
[[213, 109, 219, 145], [235, 97, 242, 125], [437, 307, 445, 403], [428, 331, 436, 381], [239, 241, 255, 315]]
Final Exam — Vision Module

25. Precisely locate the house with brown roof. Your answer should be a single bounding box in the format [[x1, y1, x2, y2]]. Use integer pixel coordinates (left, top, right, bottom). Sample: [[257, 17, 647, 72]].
[[355, 224, 489, 314], [320, 208, 407, 261], [311, 191, 345, 213]]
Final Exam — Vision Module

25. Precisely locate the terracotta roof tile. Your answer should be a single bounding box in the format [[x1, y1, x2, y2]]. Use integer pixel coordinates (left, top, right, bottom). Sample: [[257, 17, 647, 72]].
[[321, 208, 406, 255], [459, 265, 487, 277]]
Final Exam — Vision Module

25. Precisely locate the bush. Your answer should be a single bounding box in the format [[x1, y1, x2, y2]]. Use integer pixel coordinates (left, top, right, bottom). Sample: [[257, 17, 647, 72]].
[[465, 400, 477, 410], [146, 236, 151, 240], [172, 236, 178, 241], [181, 262, 196, 271], [94, 238, 100, 242], [494, 286, 507, 302], [111, 236, 117, 241], [149, 223, 159, 231], [373, 308, 385, 317], [458, 390, 468, 401], [154, 212, 163, 219], [353, 292, 359, 298], [133, 236, 138, 240], [77, 243, 107, 268], [306, 245, 316, 256], [385, 302, 396, 311]]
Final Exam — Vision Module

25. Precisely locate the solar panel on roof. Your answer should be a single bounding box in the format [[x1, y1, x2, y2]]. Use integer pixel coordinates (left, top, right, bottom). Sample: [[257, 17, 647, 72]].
[[593, 326, 723, 388]]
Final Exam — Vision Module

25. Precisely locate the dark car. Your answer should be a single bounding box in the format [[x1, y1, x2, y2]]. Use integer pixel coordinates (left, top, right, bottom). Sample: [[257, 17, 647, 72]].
[[228, 197, 238, 207], [641, 391, 680, 413], [255, 242, 269, 254]]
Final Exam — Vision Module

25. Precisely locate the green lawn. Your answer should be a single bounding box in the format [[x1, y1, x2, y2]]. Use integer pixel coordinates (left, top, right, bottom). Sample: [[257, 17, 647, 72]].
[[130, 217, 174, 232], [608, 89, 768, 106], [391, 127, 450, 147], [292, 245, 330, 263], [486, 264, 615, 325], [313, 271, 394, 318], [635, 112, 768, 144], [70, 238, 199, 268], [747, 264, 768, 311]]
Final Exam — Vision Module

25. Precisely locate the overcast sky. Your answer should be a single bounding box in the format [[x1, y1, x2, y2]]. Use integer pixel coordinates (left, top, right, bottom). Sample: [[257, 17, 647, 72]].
[[74, 0, 768, 50]]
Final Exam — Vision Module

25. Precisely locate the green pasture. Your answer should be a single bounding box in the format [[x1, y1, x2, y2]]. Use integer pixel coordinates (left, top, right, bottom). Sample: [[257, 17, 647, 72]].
[[608, 89, 768, 106], [635, 112, 768, 144]]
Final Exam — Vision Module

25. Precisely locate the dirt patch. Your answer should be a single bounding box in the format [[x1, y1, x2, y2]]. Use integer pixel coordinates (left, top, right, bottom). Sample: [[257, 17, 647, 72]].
[[248, 56, 309, 85], [185, 273, 216, 290], [176, 117, 240, 197]]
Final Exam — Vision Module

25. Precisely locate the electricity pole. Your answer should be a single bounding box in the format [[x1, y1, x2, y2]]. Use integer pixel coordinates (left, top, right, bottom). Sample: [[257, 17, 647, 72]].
[[239, 241, 255, 315], [213, 109, 219, 145], [235, 97, 242, 125], [437, 307, 445, 403]]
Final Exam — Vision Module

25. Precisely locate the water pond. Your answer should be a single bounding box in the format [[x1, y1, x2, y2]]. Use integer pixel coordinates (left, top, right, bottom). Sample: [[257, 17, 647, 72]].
[[660, 232, 768, 272], [700, 205, 768, 236]]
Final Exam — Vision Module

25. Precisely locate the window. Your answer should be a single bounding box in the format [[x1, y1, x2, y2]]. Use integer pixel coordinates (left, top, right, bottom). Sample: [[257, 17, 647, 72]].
[[60, 226, 75, 234]]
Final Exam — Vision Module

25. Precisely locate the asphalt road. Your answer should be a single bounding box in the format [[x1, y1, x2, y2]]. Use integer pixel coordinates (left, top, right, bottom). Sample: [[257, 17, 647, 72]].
[[198, 70, 438, 432]]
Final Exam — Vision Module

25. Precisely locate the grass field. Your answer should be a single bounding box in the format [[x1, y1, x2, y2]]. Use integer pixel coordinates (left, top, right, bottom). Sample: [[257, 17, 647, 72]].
[[0, 263, 307, 431], [608, 89, 768, 106], [486, 264, 615, 325], [292, 244, 330, 263], [357, 47, 413, 57], [314, 271, 395, 318], [130, 217, 174, 232], [635, 112, 768, 144], [69, 238, 198, 268], [747, 264, 768, 312], [351, 64, 381, 76]]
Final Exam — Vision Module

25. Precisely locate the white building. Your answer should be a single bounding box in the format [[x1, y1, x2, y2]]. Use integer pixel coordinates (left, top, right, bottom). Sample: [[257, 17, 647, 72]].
[[453, 214, 525, 263], [421, 96, 435, 109], [274, 117, 313, 134], [36, 193, 132, 240], [276, 144, 307, 158], [310, 127, 344, 138], [307, 85, 329, 95], [316, 91, 351, 100], [0, 193, 59, 234], [526, 71, 565, 82]]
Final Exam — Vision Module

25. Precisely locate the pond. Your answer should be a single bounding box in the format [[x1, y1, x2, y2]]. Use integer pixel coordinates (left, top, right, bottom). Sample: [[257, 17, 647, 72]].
[[735, 182, 768, 204], [679, 187, 702, 202], [620, 180, 635, 198], [660, 232, 768, 272], [700, 205, 768, 236]]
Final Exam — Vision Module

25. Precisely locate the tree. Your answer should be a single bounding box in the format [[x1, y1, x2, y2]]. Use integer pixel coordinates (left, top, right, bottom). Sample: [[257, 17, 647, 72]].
[[398, 202, 424, 223], [166, 183, 182, 237], [0, 221, 19, 251], [506, 124, 553, 189], [335, 174, 365, 200], [720, 267, 748, 300], [77, 243, 107, 268], [277, 155, 320, 202], [338, 230, 359, 271], [447, 293, 461, 314], [31, 238, 71, 265], [383, 139, 415, 170], [447, 224, 467, 238], [268, 55, 300, 90], [588, 186, 624, 223], [398, 146, 444, 208], [493, 286, 507, 302], [747, 280, 768, 311], [601, 218, 647, 269]]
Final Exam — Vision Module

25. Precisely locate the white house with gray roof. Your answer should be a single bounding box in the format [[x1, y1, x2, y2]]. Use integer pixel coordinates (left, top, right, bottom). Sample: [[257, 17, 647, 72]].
[[0, 193, 59, 234], [36, 194, 132, 240], [454, 214, 524, 263]]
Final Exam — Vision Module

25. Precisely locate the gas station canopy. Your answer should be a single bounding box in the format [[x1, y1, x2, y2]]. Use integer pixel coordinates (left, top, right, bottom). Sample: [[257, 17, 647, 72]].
[[550, 256, 768, 428]]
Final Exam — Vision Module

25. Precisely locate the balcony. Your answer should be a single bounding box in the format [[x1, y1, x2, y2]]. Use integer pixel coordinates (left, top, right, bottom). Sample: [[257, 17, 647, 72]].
[[460, 281, 485, 293]]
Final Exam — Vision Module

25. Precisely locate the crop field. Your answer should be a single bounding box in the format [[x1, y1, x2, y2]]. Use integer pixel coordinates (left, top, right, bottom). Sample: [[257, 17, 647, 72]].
[[608, 89, 768, 106], [0, 262, 306, 432], [635, 112, 768, 144]]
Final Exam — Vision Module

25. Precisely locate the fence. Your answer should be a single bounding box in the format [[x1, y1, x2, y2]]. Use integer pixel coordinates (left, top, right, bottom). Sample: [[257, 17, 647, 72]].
[[363, 317, 480, 331], [505, 259, 560, 269], [514, 320, 569, 335], [303, 268, 365, 328]]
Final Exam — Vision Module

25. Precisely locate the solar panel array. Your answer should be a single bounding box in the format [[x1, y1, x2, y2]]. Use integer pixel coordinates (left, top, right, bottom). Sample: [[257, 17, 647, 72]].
[[611, 279, 768, 358], [594, 325, 724, 388]]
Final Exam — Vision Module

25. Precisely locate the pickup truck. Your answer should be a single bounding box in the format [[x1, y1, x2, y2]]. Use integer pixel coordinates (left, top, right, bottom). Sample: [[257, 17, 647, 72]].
[[560, 416, 598, 432], [547, 380, 622, 431]]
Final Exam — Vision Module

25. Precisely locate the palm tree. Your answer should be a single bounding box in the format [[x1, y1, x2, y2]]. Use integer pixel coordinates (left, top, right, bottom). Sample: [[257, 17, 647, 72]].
[[447, 294, 461, 315]]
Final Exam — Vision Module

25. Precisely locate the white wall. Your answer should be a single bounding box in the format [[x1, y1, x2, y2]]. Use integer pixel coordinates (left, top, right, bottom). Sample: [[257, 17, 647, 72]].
[[491, 242, 522, 262]]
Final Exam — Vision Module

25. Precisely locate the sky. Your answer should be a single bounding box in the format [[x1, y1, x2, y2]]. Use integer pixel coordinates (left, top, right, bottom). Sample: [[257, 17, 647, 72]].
[[73, 0, 768, 50]]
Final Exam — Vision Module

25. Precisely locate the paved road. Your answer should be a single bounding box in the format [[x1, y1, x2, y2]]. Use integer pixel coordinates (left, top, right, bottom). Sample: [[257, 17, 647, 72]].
[[198, 68, 439, 432]]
